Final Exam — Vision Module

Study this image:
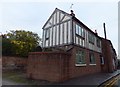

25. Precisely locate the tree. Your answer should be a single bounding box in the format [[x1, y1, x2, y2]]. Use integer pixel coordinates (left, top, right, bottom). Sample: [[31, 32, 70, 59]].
[[3, 30, 41, 57], [2, 35, 13, 56]]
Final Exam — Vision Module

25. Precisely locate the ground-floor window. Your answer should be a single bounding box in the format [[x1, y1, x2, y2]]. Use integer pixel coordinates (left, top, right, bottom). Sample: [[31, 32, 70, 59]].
[[89, 52, 96, 64], [76, 50, 86, 65]]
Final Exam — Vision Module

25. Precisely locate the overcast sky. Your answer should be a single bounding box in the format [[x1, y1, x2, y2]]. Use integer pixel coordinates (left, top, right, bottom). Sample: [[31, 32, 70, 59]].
[[0, 0, 119, 56]]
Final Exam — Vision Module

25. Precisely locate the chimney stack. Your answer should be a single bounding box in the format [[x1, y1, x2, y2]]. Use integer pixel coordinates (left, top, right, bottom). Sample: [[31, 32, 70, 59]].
[[70, 10, 75, 16], [95, 30, 98, 35], [103, 23, 107, 39]]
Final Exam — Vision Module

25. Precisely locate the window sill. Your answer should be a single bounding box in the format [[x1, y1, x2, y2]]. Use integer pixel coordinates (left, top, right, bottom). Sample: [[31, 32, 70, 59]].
[[75, 64, 87, 66], [89, 64, 96, 66]]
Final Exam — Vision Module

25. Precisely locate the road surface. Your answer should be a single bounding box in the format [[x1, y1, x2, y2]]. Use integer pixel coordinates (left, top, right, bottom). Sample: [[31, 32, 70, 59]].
[[100, 74, 120, 87]]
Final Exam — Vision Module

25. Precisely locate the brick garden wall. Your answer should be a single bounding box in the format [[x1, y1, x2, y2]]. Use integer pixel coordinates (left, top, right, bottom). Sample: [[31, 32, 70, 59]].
[[27, 46, 102, 82], [2, 56, 27, 67], [27, 52, 70, 82]]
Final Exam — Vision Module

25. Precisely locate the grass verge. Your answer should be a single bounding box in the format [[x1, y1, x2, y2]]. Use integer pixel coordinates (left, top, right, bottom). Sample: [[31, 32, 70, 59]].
[[3, 70, 35, 85], [2, 70, 52, 85]]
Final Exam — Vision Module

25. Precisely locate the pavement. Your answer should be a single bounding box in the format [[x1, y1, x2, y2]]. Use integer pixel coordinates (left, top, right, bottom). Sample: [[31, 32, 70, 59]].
[[54, 70, 120, 86]]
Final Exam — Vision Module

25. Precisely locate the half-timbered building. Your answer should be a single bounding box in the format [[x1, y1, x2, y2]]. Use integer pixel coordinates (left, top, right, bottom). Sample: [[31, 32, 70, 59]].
[[42, 8, 101, 54], [27, 8, 117, 82]]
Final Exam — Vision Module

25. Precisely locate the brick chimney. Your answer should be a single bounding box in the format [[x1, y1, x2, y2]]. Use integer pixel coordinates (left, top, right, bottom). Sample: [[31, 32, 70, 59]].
[[95, 30, 98, 35], [103, 23, 107, 39], [70, 10, 75, 16]]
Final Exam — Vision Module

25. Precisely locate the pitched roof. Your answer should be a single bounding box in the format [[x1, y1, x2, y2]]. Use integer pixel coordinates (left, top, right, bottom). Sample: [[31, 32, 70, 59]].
[[42, 8, 72, 29]]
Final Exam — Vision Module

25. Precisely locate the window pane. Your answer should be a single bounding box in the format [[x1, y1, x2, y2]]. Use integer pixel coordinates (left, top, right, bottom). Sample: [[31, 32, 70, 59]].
[[76, 24, 79, 35], [79, 26, 82, 36], [76, 37, 78, 45], [82, 51, 85, 63], [76, 54, 79, 64], [89, 52, 95, 64], [78, 54, 82, 63], [76, 50, 86, 64], [82, 28, 85, 37], [88, 32, 95, 44], [96, 38, 101, 48]]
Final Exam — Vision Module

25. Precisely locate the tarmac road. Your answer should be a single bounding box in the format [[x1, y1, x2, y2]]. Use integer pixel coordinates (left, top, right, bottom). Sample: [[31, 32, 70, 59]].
[[100, 74, 120, 87]]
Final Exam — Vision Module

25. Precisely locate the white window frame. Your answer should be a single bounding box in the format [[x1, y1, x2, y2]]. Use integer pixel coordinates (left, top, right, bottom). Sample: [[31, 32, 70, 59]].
[[75, 24, 85, 38], [76, 24, 79, 35], [75, 50, 86, 66]]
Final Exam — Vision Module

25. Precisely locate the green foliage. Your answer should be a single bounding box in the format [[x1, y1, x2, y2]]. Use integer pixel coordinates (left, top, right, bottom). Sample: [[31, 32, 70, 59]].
[[2, 38, 14, 56], [2, 30, 41, 57]]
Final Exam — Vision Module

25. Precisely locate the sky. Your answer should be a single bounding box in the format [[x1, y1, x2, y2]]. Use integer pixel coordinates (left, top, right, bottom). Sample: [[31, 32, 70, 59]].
[[0, 0, 119, 56]]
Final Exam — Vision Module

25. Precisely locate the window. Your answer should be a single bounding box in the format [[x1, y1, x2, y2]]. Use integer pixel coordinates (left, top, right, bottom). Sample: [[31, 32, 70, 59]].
[[46, 29, 49, 40], [88, 33, 95, 44], [75, 24, 84, 37], [76, 50, 86, 64], [89, 52, 96, 64], [82, 28, 85, 37], [79, 26, 82, 36], [96, 38, 101, 48], [100, 55, 104, 65], [76, 24, 79, 35]]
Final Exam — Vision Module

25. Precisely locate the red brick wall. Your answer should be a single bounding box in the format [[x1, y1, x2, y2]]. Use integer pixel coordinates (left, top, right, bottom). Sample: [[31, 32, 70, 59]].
[[68, 46, 101, 78], [101, 39, 116, 72], [27, 46, 102, 82], [27, 52, 70, 82], [2, 56, 27, 67]]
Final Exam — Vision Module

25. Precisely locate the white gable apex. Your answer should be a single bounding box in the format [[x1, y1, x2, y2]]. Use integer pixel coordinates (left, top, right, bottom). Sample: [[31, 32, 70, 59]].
[[42, 8, 72, 29]]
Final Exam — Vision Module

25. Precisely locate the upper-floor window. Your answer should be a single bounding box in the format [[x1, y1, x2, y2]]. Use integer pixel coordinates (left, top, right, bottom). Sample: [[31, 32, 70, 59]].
[[46, 29, 49, 40], [81, 28, 85, 37], [88, 33, 95, 44], [75, 24, 85, 38], [96, 38, 101, 48], [76, 24, 79, 35]]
